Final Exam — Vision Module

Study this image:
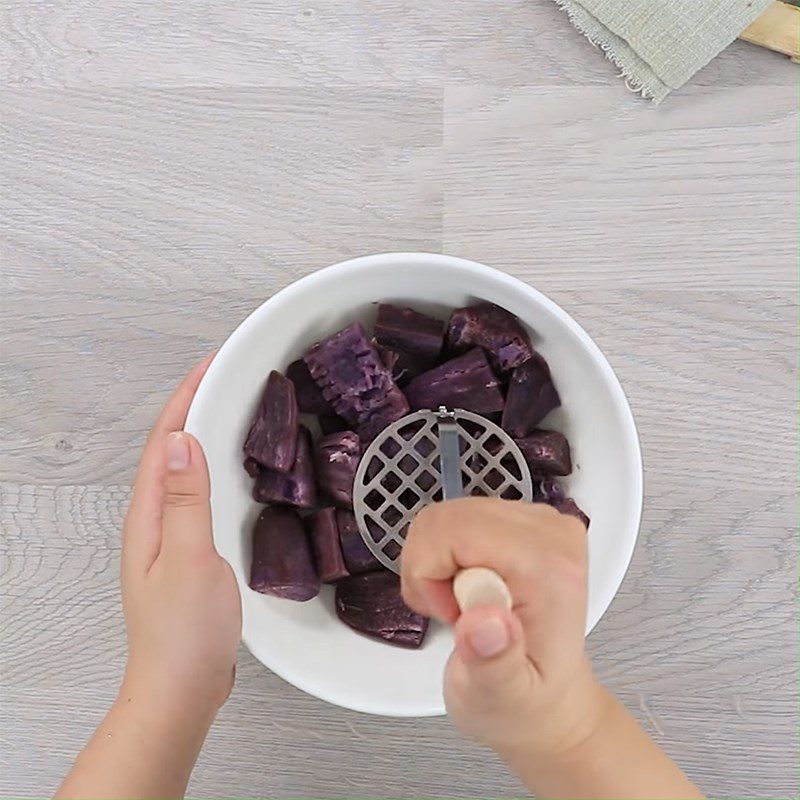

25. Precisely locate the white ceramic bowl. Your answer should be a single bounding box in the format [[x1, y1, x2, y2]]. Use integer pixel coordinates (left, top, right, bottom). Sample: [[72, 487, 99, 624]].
[[185, 253, 642, 717]]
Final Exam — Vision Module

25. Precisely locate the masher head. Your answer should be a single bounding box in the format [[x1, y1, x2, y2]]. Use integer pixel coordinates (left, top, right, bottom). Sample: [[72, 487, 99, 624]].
[[353, 407, 533, 574]]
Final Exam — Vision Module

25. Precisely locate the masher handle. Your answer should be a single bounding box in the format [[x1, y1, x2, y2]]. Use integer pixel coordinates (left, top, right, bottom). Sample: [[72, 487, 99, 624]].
[[436, 407, 465, 502], [435, 409, 513, 612], [453, 566, 513, 612]]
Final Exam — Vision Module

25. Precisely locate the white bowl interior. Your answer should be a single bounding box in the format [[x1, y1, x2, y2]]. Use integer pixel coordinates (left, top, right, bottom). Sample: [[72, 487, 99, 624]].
[[185, 253, 642, 717]]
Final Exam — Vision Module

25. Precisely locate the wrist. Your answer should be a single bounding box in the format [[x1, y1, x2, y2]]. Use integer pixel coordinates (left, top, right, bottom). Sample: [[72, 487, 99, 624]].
[[119, 664, 224, 733], [544, 684, 627, 772], [68, 666, 221, 800], [499, 683, 705, 799], [496, 660, 609, 767]]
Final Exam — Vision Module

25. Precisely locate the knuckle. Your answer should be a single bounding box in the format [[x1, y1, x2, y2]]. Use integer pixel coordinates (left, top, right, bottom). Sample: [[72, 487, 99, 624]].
[[529, 502, 561, 523], [399, 534, 424, 574], [163, 488, 204, 508], [417, 496, 473, 529], [412, 499, 448, 532], [455, 533, 489, 567], [546, 549, 587, 584], [399, 572, 419, 601]]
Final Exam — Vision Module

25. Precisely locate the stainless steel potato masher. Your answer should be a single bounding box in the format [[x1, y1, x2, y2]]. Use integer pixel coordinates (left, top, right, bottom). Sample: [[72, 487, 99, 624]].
[[353, 407, 534, 611]]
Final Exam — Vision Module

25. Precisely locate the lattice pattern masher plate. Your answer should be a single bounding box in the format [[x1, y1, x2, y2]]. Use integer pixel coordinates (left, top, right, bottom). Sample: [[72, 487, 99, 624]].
[[353, 408, 533, 574]]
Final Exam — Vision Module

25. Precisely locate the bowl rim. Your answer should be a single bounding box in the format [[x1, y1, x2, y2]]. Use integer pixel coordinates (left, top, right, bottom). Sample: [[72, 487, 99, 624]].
[[186, 251, 644, 716]]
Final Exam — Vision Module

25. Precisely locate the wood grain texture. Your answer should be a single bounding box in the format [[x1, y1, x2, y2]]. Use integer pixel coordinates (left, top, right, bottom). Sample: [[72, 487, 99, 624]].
[[1, 1, 796, 91], [1, 2, 797, 798], [441, 84, 798, 291]]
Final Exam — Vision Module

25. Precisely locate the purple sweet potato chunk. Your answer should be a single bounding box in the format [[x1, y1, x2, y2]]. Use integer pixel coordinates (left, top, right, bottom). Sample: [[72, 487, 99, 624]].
[[253, 427, 317, 508], [249, 507, 320, 601], [533, 477, 566, 504], [447, 302, 533, 372], [374, 341, 433, 388], [335, 571, 429, 649], [308, 507, 349, 583], [404, 348, 505, 414], [286, 359, 334, 415], [554, 498, 590, 529], [374, 303, 445, 361], [304, 322, 410, 441], [337, 509, 382, 574], [243, 457, 260, 478], [392, 350, 433, 388], [373, 340, 398, 373], [243, 370, 298, 472], [355, 392, 410, 442], [501, 352, 561, 437], [319, 414, 350, 435], [514, 429, 572, 476], [314, 431, 361, 508]]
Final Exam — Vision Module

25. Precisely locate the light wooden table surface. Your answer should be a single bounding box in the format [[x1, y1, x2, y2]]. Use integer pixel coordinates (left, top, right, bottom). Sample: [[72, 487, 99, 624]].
[[1, 2, 797, 797]]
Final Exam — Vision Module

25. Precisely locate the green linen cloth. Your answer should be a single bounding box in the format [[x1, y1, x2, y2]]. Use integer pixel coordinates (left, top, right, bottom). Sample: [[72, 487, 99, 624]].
[[553, 0, 775, 102]]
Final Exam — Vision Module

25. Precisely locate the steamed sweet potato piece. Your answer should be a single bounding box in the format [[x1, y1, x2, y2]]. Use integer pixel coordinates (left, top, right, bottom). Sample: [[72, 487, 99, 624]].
[[308, 507, 349, 583], [514, 430, 572, 476], [374, 341, 433, 388], [243, 370, 298, 472], [243, 457, 260, 478], [314, 431, 361, 508], [304, 323, 410, 441], [286, 359, 334, 415], [337, 509, 382, 574], [404, 348, 505, 414], [554, 498, 590, 528], [501, 352, 561, 437], [319, 414, 350, 435], [335, 571, 429, 648], [249, 507, 320, 601], [373, 340, 398, 373], [446, 302, 533, 372], [374, 303, 445, 361], [252, 426, 317, 508], [533, 476, 566, 504]]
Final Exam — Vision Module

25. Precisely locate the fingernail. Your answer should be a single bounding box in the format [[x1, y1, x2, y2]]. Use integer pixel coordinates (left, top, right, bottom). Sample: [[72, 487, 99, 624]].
[[166, 431, 191, 471], [467, 616, 510, 658]]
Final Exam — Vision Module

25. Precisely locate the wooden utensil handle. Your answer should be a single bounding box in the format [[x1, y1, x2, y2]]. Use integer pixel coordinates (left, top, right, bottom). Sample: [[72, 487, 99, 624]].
[[739, 1, 799, 60], [453, 567, 513, 612]]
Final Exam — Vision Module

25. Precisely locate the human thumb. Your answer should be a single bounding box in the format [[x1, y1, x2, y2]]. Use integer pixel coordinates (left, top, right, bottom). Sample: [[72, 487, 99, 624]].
[[450, 605, 530, 697], [161, 431, 214, 554]]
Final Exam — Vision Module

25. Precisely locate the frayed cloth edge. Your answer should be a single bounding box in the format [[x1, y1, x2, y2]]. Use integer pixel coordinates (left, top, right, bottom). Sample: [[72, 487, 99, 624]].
[[552, 0, 671, 103]]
